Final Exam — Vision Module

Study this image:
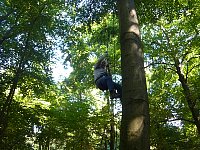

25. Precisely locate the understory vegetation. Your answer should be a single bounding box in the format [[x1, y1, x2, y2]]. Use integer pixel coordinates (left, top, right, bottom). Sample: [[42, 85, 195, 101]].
[[0, 0, 199, 149]]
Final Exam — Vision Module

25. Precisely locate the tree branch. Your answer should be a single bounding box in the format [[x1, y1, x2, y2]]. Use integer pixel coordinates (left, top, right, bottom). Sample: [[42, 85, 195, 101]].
[[187, 64, 200, 75], [167, 118, 195, 124], [160, 117, 195, 124], [144, 62, 176, 72]]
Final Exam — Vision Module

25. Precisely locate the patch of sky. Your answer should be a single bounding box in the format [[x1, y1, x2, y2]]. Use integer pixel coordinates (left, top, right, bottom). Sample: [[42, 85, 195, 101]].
[[52, 49, 73, 82], [46, 31, 73, 83]]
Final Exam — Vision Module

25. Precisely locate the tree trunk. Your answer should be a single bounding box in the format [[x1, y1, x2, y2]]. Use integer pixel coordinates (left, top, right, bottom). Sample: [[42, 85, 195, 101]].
[[110, 99, 115, 150], [0, 32, 30, 138], [0, 68, 20, 137], [175, 59, 200, 134], [118, 0, 150, 149]]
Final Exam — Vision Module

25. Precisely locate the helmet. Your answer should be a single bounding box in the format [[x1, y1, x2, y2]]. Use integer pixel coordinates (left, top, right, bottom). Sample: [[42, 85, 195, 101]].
[[101, 59, 108, 67]]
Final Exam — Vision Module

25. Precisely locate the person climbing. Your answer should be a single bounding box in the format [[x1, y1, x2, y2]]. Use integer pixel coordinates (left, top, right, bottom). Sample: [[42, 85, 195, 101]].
[[94, 52, 122, 99]]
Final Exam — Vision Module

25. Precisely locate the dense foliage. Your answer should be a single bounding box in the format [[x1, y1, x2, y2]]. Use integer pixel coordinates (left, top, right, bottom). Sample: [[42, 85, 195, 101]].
[[0, 0, 199, 149]]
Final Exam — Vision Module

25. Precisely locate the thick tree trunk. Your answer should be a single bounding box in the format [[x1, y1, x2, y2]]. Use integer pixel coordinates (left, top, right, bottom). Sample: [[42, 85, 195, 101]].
[[118, 0, 150, 149]]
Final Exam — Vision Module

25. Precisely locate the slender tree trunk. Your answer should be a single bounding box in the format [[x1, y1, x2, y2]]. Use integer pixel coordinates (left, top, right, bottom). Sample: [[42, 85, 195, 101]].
[[110, 100, 115, 150], [175, 59, 200, 134], [118, 0, 150, 149], [0, 67, 21, 137], [0, 32, 30, 138]]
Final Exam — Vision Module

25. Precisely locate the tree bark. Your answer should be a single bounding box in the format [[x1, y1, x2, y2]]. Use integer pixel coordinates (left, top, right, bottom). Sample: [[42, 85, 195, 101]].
[[118, 0, 150, 149], [0, 32, 30, 138], [110, 100, 115, 150], [174, 59, 200, 134]]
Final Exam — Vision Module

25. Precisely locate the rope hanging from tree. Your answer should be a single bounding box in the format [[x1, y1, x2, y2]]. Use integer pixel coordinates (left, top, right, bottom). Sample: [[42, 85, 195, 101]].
[[105, 8, 116, 81]]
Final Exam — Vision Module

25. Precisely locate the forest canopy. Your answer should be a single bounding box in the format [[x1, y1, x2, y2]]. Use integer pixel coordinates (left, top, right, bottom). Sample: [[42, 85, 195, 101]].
[[0, 0, 199, 149]]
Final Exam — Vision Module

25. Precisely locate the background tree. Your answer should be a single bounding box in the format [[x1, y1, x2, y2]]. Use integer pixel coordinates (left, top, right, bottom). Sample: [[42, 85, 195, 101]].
[[141, 0, 200, 148], [0, 0, 65, 148], [0, 0, 199, 149], [143, 18, 200, 150]]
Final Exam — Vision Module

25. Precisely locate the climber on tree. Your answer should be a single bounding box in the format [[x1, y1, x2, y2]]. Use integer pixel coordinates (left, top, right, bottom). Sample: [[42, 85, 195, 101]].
[[94, 52, 122, 99]]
